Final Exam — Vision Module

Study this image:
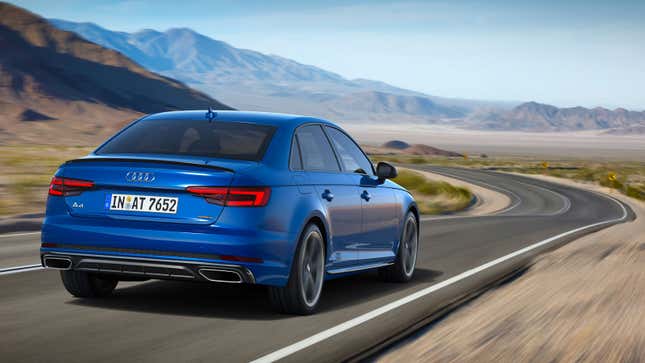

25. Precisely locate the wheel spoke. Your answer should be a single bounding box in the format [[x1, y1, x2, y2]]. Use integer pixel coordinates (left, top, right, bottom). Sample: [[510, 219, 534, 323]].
[[403, 224, 412, 245], [304, 272, 315, 297], [305, 236, 313, 260], [300, 231, 324, 306], [402, 218, 417, 275], [400, 241, 408, 260]]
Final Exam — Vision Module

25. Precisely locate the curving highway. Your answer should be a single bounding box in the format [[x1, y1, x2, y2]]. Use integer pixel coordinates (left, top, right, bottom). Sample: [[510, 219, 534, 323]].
[[0, 167, 633, 363]]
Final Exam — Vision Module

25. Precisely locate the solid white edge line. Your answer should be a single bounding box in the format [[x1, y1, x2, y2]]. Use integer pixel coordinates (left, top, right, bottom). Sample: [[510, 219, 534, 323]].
[[0, 231, 41, 238], [250, 194, 628, 363], [0, 264, 44, 276]]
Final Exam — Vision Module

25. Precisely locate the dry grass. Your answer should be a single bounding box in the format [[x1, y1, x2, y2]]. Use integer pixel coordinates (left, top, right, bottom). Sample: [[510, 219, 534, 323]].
[[372, 153, 645, 201], [0, 145, 474, 217], [0, 145, 93, 216]]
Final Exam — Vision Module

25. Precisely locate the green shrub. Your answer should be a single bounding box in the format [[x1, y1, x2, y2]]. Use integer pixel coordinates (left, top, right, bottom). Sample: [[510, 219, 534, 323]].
[[409, 157, 428, 164], [393, 170, 473, 214]]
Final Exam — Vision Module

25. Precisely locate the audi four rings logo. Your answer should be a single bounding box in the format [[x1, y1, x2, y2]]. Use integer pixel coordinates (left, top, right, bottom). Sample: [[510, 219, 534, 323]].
[[125, 171, 155, 182]]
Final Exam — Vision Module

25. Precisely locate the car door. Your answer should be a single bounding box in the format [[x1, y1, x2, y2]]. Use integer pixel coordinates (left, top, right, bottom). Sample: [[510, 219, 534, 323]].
[[324, 126, 399, 265], [294, 125, 363, 270]]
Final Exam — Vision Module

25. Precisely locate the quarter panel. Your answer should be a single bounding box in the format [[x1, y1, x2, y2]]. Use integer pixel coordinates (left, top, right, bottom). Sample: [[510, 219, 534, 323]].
[[302, 172, 362, 268]]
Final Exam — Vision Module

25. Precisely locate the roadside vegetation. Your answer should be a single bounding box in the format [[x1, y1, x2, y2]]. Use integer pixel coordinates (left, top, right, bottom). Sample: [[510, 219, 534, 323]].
[[372, 153, 645, 202], [0, 145, 93, 216], [393, 169, 473, 214], [0, 145, 476, 217]]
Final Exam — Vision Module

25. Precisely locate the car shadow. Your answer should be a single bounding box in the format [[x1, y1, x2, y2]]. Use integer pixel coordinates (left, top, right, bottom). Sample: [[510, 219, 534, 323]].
[[317, 268, 443, 313], [69, 268, 444, 320]]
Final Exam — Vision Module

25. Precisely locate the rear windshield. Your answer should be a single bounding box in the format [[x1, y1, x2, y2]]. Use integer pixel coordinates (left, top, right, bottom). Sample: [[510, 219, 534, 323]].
[[96, 119, 276, 161]]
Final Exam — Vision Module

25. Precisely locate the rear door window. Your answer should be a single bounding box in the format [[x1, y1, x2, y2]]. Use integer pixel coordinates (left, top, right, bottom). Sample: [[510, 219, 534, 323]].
[[96, 119, 276, 161], [325, 126, 374, 175], [295, 125, 340, 172]]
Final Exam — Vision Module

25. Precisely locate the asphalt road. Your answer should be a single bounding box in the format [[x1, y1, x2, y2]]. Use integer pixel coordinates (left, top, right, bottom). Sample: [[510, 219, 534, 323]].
[[0, 167, 633, 363]]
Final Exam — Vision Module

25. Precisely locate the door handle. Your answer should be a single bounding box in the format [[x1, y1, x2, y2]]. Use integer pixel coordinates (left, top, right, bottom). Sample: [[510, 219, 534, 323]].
[[361, 190, 371, 201], [322, 189, 334, 202]]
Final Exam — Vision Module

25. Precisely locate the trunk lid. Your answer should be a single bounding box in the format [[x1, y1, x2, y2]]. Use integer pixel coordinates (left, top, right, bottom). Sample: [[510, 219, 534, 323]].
[[60, 155, 248, 225]]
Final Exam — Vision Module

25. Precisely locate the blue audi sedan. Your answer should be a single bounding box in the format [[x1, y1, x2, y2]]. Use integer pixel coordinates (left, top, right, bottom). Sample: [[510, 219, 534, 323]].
[[40, 111, 419, 314]]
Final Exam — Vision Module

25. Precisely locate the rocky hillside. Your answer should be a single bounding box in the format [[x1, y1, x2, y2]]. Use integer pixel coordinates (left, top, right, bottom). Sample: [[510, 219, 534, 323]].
[[472, 101, 645, 131], [51, 19, 509, 123], [0, 2, 229, 145]]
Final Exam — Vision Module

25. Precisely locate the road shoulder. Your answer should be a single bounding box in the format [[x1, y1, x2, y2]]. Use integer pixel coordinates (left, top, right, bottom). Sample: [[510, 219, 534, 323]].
[[378, 173, 645, 362]]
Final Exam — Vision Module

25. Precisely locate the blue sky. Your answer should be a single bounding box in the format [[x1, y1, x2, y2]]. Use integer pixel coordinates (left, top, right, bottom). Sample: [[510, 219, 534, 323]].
[[12, 0, 645, 109]]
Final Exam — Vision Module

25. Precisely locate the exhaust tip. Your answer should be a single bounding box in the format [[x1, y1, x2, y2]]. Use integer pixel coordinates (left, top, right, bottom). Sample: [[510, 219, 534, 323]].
[[43, 256, 72, 270], [198, 268, 243, 283]]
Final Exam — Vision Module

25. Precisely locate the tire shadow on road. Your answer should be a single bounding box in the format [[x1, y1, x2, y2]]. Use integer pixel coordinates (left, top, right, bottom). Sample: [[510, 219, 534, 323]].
[[317, 268, 444, 313], [67, 268, 443, 320]]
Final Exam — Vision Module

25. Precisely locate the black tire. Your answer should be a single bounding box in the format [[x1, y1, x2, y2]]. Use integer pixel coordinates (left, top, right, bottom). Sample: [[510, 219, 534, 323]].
[[60, 270, 118, 298], [269, 223, 325, 315], [379, 211, 418, 282]]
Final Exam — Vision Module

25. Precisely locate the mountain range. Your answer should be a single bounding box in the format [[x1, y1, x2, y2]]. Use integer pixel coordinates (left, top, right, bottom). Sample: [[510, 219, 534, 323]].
[[469, 101, 645, 132], [0, 2, 229, 144], [50, 19, 510, 123], [50, 19, 645, 133], [0, 2, 642, 142]]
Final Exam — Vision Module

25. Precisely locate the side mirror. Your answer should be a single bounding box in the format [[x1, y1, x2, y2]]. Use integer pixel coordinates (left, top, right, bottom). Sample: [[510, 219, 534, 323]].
[[376, 162, 397, 181]]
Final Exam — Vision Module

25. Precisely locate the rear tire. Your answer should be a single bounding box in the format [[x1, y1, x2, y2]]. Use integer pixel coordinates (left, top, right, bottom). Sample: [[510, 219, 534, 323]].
[[379, 211, 418, 282], [60, 270, 118, 298], [269, 223, 325, 315]]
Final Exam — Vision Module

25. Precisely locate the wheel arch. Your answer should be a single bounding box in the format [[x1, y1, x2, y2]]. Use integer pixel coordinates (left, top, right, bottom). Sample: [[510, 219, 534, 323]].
[[289, 210, 331, 273], [307, 216, 328, 255], [395, 194, 420, 251], [408, 202, 420, 225]]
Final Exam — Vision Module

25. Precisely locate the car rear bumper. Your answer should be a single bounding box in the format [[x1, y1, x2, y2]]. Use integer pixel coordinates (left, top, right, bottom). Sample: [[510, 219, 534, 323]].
[[41, 252, 256, 284], [40, 215, 298, 286]]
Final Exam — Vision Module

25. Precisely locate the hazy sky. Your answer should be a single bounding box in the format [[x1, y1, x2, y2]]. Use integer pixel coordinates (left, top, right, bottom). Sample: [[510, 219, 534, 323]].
[[12, 0, 645, 109]]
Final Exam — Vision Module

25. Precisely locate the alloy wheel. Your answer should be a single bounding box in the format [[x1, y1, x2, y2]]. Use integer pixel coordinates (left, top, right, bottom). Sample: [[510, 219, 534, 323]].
[[401, 217, 418, 277], [299, 230, 324, 307]]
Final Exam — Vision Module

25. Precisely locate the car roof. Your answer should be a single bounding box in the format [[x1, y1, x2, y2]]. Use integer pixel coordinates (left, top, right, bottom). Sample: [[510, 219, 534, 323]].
[[142, 110, 339, 128]]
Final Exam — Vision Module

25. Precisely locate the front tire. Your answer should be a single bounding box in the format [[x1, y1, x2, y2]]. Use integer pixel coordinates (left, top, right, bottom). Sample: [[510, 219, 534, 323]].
[[379, 211, 418, 282], [60, 270, 118, 298], [269, 223, 325, 315]]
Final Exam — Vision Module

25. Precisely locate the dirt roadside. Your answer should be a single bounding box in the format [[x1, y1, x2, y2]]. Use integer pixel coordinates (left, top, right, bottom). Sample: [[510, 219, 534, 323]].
[[378, 174, 645, 362]]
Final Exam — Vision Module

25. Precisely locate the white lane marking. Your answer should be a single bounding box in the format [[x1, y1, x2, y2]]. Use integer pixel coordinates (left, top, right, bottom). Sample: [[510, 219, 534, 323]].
[[414, 168, 521, 221], [430, 168, 572, 217], [513, 179, 571, 216], [0, 264, 43, 276], [251, 194, 628, 363], [425, 168, 522, 215], [468, 178, 522, 215], [0, 231, 41, 238], [420, 214, 498, 222]]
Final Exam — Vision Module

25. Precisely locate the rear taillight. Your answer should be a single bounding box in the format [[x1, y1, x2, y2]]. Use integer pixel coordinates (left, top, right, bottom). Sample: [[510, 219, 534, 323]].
[[48, 177, 95, 196], [187, 186, 271, 207]]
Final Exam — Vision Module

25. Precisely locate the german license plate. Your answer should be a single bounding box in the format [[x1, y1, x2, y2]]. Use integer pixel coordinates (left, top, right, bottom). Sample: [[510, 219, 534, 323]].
[[108, 194, 178, 214]]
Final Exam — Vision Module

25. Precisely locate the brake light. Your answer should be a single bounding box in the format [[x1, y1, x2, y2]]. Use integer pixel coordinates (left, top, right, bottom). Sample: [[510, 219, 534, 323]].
[[186, 186, 271, 207], [48, 177, 95, 196]]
